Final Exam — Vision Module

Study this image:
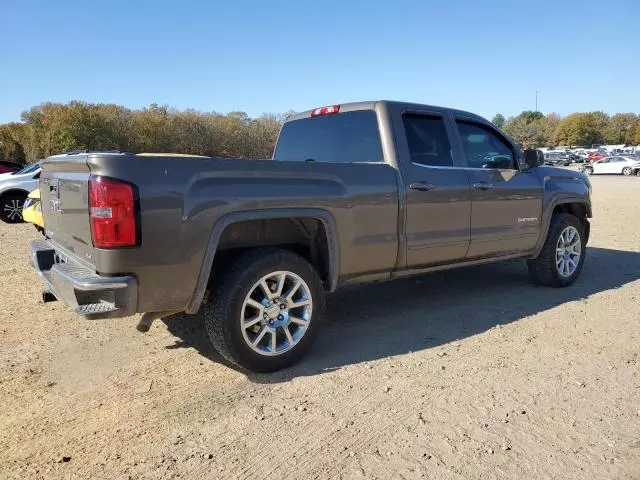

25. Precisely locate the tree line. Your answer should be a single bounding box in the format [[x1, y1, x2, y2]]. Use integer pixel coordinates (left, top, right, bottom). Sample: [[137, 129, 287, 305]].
[[492, 111, 640, 149], [0, 101, 287, 164], [1, 101, 639, 164]]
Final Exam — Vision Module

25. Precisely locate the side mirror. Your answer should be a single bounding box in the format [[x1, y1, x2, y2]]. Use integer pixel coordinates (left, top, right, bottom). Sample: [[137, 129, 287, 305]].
[[523, 149, 544, 169]]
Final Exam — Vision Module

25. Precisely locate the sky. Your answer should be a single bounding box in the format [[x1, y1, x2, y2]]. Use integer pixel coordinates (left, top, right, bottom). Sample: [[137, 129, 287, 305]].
[[1, 0, 639, 123]]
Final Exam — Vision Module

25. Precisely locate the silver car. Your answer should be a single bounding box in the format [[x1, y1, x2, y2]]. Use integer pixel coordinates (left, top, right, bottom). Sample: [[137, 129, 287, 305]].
[[0, 163, 41, 223]]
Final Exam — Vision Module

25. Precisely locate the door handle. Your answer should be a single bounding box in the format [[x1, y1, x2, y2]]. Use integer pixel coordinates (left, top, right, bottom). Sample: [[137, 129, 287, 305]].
[[473, 182, 494, 190], [409, 182, 435, 192]]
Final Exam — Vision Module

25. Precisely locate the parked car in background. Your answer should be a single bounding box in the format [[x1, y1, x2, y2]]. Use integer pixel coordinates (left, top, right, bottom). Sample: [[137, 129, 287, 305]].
[[582, 156, 640, 176], [22, 189, 44, 233], [588, 152, 607, 163], [0, 162, 41, 223], [544, 152, 573, 166], [0, 162, 39, 181], [0, 161, 23, 175]]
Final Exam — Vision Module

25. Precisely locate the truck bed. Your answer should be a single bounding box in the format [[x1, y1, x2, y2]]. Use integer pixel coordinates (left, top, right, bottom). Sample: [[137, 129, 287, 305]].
[[40, 152, 400, 313]]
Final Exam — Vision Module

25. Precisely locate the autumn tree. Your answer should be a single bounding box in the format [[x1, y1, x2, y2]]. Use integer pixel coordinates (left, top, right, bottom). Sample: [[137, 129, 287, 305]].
[[604, 113, 638, 145], [554, 112, 609, 147]]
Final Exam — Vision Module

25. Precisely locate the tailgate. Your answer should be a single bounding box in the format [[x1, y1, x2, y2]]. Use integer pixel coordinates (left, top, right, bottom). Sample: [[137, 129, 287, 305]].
[[40, 154, 95, 265]]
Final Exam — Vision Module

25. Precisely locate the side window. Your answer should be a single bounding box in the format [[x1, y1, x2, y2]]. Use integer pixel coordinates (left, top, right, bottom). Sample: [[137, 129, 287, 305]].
[[402, 114, 453, 167], [456, 120, 516, 170]]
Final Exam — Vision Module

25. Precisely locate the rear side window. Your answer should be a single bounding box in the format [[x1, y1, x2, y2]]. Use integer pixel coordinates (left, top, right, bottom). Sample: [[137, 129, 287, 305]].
[[274, 110, 383, 163], [456, 121, 516, 169], [402, 114, 453, 167]]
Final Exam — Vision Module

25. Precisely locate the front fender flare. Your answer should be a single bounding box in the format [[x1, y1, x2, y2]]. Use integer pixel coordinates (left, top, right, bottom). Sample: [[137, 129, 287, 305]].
[[530, 196, 591, 259], [185, 208, 340, 314]]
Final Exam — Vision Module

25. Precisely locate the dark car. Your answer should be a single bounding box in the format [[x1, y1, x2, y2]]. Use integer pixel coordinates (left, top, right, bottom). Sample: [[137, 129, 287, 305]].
[[543, 152, 573, 166]]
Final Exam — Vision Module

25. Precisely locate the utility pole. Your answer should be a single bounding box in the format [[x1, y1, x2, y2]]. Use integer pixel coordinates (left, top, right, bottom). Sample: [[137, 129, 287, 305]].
[[535, 90, 538, 113]]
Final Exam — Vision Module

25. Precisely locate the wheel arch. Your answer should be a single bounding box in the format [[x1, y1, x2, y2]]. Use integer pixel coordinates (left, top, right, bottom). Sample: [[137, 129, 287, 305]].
[[0, 188, 30, 202], [185, 208, 339, 314], [531, 198, 591, 259]]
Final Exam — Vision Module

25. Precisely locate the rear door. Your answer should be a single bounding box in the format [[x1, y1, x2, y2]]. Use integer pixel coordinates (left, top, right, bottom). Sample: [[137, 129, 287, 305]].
[[396, 110, 472, 267], [452, 118, 543, 259], [40, 154, 95, 265]]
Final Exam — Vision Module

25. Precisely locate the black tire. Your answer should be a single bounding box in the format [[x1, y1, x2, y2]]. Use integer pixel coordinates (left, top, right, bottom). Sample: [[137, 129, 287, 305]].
[[527, 213, 586, 287], [204, 248, 325, 372], [0, 193, 27, 223], [584, 166, 593, 175]]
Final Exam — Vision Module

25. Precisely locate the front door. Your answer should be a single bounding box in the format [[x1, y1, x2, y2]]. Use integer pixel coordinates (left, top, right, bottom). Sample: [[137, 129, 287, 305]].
[[400, 113, 472, 267], [452, 119, 543, 259]]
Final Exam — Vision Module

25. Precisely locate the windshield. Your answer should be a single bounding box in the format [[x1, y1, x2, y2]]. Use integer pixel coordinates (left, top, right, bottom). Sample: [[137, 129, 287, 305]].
[[274, 110, 383, 163], [13, 163, 40, 175]]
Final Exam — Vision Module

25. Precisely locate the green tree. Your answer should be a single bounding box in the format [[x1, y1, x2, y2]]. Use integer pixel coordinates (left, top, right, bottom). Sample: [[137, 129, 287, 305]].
[[491, 113, 505, 129], [521, 111, 544, 123], [503, 111, 548, 148]]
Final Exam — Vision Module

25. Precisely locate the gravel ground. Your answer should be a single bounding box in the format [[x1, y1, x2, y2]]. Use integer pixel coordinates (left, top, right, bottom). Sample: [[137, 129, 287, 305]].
[[1, 175, 639, 480]]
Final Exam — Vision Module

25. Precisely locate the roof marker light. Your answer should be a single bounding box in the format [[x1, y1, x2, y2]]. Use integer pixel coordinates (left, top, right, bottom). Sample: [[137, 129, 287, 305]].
[[311, 105, 341, 117]]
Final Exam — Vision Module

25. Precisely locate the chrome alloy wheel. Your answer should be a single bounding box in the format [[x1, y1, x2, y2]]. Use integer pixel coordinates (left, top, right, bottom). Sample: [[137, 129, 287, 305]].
[[556, 226, 581, 278], [3, 199, 24, 221], [240, 271, 313, 356]]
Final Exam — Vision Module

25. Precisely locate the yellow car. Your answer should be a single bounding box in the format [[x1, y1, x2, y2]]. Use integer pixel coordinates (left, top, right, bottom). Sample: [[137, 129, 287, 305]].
[[22, 188, 44, 233]]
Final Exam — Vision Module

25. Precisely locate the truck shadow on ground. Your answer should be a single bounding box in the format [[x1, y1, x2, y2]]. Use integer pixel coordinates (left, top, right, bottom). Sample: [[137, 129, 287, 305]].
[[162, 246, 640, 382]]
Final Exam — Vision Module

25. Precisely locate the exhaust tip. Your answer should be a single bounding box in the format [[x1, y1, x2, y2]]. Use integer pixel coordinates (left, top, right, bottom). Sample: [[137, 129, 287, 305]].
[[42, 290, 57, 303]]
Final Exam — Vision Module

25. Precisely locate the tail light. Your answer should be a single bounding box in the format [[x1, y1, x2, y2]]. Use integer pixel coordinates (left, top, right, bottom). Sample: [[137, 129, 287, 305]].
[[311, 105, 340, 117], [89, 176, 139, 248]]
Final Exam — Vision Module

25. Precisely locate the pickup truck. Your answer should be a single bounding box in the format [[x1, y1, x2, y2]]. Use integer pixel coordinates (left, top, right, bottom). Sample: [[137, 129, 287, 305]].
[[31, 101, 592, 372]]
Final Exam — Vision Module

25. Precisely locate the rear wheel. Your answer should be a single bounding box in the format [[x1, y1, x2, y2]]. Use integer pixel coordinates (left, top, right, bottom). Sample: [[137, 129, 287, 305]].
[[527, 213, 586, 287], [622, 167, 632, 176], [204, 248, 325, 372], [0, 193, 27, 223], [584, 166, 594, 175]]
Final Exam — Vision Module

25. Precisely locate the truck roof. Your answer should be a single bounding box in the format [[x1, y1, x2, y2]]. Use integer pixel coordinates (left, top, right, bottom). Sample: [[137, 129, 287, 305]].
[[287, 100, 489, 124]]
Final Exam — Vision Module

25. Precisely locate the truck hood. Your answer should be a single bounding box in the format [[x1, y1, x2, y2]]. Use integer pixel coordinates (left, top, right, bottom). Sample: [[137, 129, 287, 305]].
[[536, 165, 589, 181], [536, 165, 592, 195]]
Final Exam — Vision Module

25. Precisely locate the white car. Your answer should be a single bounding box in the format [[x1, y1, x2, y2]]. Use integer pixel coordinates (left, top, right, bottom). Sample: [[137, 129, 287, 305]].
[[0, 163, 41, 223], [583, 156, 640, 176]]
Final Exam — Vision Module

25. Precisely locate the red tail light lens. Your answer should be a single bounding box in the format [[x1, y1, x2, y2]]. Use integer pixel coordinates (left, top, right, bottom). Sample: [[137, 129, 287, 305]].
[[311, 105, 341, 117], [89, 176, 138, 248]]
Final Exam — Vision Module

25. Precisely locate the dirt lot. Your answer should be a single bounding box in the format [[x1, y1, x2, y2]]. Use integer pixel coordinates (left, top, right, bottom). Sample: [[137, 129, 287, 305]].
[[1, 175, 639, 480]]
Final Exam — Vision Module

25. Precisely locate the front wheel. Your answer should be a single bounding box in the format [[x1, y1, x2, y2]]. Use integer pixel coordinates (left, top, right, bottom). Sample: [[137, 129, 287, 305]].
[[0, 193, 27, 223], [622, 167, 632, 176], [204, 248, 325, 372], [527, 213, 586, 287]]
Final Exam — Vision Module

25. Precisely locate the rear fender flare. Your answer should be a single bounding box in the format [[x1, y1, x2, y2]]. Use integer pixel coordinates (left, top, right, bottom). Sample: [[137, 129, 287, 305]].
[[185, 208, 339, 314]]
